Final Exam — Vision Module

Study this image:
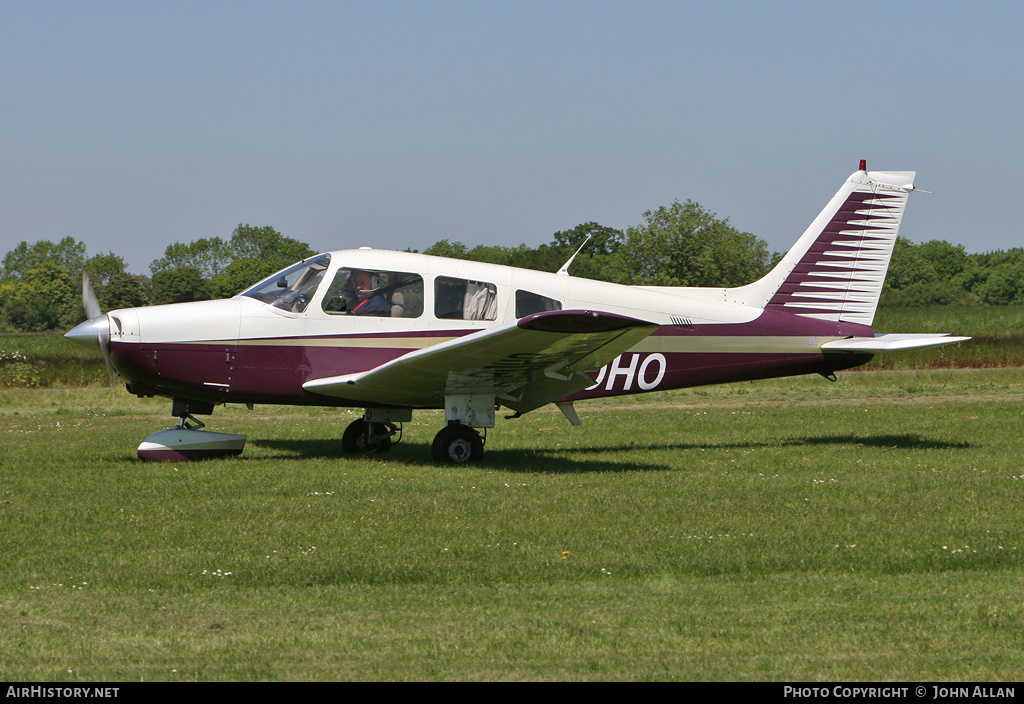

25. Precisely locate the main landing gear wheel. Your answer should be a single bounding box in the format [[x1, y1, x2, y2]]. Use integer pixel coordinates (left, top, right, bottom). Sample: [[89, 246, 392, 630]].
[[431, 423, 483, 464], [341, 418, 392, 454]]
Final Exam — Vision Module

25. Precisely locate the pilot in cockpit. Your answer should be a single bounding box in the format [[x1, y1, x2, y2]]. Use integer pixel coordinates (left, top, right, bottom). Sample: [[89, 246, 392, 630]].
[[344, 270, 391, 316]]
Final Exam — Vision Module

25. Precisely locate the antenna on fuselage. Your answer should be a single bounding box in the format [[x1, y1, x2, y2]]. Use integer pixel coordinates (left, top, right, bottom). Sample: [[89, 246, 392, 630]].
[[556, 234, 592, 276]]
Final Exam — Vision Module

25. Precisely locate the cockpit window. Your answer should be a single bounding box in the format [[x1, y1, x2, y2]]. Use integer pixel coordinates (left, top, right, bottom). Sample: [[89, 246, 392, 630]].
[[240, 253, 331, 313], [321, 268, 424, 318]]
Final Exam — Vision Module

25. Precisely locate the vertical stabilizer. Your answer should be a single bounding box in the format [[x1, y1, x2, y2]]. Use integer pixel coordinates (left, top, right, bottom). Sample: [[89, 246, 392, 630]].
[[732, 164, 916, 326]]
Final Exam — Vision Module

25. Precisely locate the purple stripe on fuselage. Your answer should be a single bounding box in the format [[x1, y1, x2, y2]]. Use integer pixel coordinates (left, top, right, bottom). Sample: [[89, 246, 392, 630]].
[[111, 310, 874, 408]]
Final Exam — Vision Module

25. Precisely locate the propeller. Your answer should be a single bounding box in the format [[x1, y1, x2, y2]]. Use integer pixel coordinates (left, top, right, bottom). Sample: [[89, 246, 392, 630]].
[[82, 272, 102, 320], [65, 274, 117, 380]]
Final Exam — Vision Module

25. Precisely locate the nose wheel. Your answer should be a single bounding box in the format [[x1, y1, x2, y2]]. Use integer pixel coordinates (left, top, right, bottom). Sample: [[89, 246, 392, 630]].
[[431, 423, 484, 463]]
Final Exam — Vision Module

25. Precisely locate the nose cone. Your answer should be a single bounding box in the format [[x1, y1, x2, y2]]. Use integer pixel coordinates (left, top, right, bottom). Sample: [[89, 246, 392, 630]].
[[65, 314, 109, 349]]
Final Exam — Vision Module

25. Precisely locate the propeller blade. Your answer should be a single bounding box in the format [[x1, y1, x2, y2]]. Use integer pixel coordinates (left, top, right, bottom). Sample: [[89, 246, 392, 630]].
[[76, 273, 117, 381], [82, 273, 102, 320], [98, 330, 117, 380]]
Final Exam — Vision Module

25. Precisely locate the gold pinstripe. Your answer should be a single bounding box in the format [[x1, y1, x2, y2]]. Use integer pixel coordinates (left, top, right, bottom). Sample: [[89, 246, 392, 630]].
[[156, 334, 847, 354]]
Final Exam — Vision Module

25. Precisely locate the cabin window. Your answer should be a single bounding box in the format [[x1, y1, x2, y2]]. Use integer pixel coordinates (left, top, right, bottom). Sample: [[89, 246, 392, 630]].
[[434, 276, 498, 320], [320, 268, 424, 318], [240, 253, 331, 313], [515, 290, 562, 318]]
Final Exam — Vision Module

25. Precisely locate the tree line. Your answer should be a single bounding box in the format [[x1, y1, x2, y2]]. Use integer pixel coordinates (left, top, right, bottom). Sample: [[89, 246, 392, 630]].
[[0, 225, 316, 332], [2, 202, 1022, 333]]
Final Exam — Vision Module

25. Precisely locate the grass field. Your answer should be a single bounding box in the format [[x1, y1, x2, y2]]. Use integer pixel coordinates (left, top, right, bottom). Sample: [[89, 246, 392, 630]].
[[2, 369, 1023, 681]]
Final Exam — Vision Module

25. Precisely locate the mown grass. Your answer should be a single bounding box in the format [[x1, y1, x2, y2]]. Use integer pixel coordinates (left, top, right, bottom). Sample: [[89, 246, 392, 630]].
[[2, 370, 1023, 681]]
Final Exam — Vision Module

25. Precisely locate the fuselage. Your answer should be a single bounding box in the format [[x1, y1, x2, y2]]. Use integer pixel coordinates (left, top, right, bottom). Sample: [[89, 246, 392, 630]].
[[97, 248, 872, 410]]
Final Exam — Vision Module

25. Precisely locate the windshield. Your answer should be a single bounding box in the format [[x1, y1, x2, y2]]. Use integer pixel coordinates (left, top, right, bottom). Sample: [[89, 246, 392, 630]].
[[239, 253, 331, 313]]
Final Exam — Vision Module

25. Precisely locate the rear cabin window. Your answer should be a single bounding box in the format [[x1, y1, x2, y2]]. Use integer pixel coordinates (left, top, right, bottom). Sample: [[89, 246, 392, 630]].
[[515, 290, 562, 318], [321, 268, 424, 318], [434, 277, 498, 320]]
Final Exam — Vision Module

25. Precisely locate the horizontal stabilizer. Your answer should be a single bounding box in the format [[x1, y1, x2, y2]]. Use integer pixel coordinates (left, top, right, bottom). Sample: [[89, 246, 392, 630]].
[[821, 333, 971, 353]]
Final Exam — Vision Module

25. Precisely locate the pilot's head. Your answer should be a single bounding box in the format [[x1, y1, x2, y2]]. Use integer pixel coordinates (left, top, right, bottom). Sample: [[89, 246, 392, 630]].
[[350, 270, 375, 295]]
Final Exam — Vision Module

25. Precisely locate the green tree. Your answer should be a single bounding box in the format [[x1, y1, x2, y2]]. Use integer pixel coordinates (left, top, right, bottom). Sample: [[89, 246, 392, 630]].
[[551, 222, 624, 256], [151, 267, 208, 305], [508, 244, 560, 273], [951, 259, 987, 294], [84, 252, 129, 285], [421, 240, 470, 259], [149, 228, 313, 290], [884, 238, 935, 293], [621, 200, 770, 286], [1, 238, 86, 280], [0, 262, 78, 331], [228, 224, 314, 263], [208, 258, 293, 299], [149, 226, 315, 298], [881, 240, 1024, 307], [467, 244, 517, 266], [918, 240, 968, 281], [101, 272, 147, 310], [150, 237, 230, 278], [976, 260, 1024, 305]]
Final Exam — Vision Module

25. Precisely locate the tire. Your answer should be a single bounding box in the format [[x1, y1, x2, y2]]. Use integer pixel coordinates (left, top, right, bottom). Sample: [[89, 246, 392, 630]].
[[342, 419, 392, 453], [431, 424, 484, 463]]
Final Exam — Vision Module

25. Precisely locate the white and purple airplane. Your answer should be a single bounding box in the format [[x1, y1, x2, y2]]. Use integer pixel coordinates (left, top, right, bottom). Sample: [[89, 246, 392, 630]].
[[66, 162, 968, 463]]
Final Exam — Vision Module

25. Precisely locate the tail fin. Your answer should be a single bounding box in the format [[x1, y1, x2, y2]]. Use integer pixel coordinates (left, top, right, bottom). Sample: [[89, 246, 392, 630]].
[[732, 163, 916, 326]]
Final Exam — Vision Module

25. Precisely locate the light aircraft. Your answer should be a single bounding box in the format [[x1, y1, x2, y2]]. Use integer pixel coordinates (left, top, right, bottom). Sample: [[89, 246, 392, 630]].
[[66, 162, 968, 463]]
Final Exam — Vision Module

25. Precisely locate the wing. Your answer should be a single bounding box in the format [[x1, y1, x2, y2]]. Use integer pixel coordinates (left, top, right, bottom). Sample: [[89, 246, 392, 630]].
[[820, 333, 971, 353], [303, 310, 658, 414]]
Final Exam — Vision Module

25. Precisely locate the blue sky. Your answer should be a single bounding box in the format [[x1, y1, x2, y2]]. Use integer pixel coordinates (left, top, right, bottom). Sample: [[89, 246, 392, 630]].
[[2, 1, 1021, 273]]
